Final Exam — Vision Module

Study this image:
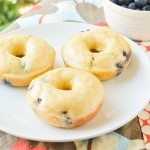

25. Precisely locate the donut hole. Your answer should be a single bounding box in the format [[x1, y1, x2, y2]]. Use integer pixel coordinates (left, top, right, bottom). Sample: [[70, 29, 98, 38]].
[[11, 51, 25, 58], [10, 44, 26, 58], [62, 87, 72, 90], [58, 84, 72, 90], [15, 54, 25, 58], [90, 49, 100, 53], [53, 82, 72, 91], [13, 51, 25, 58]]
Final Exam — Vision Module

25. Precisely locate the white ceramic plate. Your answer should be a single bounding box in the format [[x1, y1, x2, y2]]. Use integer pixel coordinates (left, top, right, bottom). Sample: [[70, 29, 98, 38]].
[[0, 22, 150, 142]]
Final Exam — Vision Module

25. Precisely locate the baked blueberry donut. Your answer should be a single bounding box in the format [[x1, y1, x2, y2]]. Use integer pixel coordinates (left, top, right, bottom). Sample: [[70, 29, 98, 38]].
[[27, 68, 104, 128], [62, 27, 131, 80], [0, 34, 55, 86]]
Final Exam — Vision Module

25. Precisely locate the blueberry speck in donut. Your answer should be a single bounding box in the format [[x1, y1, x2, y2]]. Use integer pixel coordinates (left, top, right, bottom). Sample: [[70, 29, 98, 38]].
[[116, 62, 125, 75], [65, 118, 72, 125], [116, 52, 131, 76], [116, 69, 122, 76], [62, 111, 67, 114], [28, 85, 33, 91], [126, 51, 131, 61], [123, 51, 127, 56], [116, 60, 127, 69], [2, 79, 11, 85], [37, 98, 42, 104], [116, 62, 123, 69]]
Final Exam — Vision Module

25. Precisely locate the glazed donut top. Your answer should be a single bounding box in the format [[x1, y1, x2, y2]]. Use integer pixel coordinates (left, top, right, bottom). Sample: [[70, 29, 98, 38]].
[[0, 34, 55, 77], [28, 68, 104, 121], [62, 27, 131, 74]]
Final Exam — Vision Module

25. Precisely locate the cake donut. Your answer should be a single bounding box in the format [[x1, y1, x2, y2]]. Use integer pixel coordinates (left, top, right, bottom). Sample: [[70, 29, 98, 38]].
[[62, 27, 131, 80], [0, 34, 55, 86], [27, 68, 104, 128]]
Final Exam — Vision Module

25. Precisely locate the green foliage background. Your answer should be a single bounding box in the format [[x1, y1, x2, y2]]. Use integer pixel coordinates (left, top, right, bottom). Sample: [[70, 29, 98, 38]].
[[0, 0, 40, 28]]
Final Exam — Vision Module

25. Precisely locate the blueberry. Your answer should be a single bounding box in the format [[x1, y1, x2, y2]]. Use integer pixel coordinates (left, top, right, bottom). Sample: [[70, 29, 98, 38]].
[[136, 8, 142, 10], [148, 0, 150, 4], [121, 5, 128, 8], [142, 4, 150, 10], [110, 0, 118, 4], [125, 0, 134, 5], [118, 0, 125, 5], [128, 3, 137, 9], [118, 0, 133, 5], [135, 0, 147, 8]]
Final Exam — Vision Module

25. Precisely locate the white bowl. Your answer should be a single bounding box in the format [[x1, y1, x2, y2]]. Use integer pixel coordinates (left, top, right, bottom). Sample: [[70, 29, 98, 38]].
[[103, 0, 150, 41]]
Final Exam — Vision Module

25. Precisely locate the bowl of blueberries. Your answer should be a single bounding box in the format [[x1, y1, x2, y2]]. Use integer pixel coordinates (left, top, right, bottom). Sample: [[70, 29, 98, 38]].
[[103, 0, 150, 41]]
